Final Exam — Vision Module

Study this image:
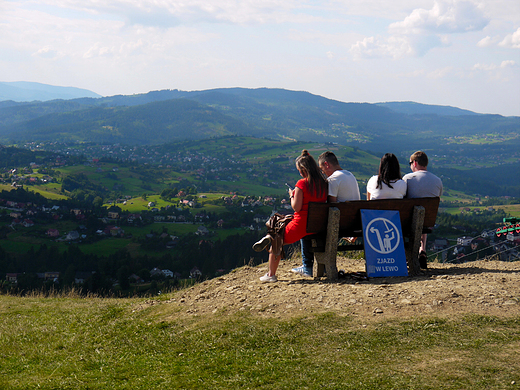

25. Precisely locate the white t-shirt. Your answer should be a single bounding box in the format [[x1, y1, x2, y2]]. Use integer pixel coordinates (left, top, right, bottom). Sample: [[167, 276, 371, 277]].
[[328, 170, 360, 202], [366, 175, 407, 200]]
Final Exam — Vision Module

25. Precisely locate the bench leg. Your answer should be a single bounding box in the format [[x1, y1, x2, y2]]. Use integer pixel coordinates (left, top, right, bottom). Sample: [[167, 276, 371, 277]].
[[312, 207, 339, 280], [406, 205, 425, 276]]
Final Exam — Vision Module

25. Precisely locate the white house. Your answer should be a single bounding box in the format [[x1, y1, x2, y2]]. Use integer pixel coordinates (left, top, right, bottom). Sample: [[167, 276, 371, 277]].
[[162, 269, 174, 278]]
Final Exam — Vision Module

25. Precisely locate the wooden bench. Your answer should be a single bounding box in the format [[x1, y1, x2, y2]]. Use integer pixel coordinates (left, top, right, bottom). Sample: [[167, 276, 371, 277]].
[[305, 197, 440, 280]]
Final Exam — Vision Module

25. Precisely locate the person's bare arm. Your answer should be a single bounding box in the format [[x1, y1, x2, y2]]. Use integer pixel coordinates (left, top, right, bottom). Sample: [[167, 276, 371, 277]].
[[290, 187, 303, 212]]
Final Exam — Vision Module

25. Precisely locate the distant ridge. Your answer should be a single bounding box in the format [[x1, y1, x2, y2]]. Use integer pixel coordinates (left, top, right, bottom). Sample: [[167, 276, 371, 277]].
[[0, 81, 101, 102], [0, 87, 518, 153], [375, 101, 479, 116]]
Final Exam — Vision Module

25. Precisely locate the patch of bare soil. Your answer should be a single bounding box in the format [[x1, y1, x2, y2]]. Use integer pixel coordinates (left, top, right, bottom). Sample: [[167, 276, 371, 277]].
[[158, 258, 520, 320]]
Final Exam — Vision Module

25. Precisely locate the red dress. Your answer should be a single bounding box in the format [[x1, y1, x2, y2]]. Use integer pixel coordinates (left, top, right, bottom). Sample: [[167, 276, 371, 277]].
[[284, 178, 327, 244]]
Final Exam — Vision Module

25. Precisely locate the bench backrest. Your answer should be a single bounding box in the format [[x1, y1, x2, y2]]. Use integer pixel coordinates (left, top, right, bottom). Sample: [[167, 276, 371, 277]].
[[306, 197, 440, 236]]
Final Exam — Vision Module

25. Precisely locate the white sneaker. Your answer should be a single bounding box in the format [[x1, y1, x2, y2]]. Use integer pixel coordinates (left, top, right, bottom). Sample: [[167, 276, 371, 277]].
[[253, 236, 271, 252], [259, 273, 277, 283], [291, 266, 312, 277]]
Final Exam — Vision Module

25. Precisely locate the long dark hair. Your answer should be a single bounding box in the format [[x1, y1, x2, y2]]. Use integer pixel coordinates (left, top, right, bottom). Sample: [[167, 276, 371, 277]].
[[296, 150, 327, 197], [377, 153, 402, 190]]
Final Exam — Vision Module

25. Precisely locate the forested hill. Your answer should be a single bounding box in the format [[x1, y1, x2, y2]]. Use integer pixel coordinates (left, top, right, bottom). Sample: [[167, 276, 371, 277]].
[[0, 88, 518, 154], [1, 99, 254, 145]]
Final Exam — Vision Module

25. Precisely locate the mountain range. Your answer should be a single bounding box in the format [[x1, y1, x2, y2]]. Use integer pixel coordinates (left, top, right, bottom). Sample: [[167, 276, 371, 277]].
[[0, 84, 518, 156], [0, 81, 102, 102]]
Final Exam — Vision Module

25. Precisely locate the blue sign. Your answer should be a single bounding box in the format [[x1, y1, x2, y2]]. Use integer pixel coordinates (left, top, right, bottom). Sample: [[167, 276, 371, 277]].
[[361, 209, 408, 277]]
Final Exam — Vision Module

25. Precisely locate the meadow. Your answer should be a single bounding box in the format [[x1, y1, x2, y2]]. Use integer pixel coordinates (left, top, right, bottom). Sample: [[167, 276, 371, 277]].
[[1, 289, 519, 389]]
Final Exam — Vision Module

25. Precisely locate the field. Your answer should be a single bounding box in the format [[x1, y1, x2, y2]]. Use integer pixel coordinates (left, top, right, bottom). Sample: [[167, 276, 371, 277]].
[[1, 257, 519, 389]]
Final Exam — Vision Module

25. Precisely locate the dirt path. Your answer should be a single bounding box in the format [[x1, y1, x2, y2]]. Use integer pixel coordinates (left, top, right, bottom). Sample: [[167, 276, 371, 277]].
[[156, 258, 520, 321]]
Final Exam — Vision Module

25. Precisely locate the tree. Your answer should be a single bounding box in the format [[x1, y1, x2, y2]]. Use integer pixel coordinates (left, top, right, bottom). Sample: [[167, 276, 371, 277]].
[[117, 266, 131, 290], [93, 196, 104, 208]]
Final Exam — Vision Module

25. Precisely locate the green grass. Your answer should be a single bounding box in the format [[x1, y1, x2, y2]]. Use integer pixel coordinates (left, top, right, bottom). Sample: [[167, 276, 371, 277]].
[[0, 294, 518, 389], [494, 204, 520, 218], [0, 183, 68, 201]]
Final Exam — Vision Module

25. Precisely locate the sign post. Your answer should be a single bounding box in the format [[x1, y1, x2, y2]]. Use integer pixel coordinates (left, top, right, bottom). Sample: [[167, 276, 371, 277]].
[[361, 209, 408, 277]]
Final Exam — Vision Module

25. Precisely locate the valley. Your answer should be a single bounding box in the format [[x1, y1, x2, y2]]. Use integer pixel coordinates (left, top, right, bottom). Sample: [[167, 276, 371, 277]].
[[0, 88, 518, 296], [0, 135, 518, 296]]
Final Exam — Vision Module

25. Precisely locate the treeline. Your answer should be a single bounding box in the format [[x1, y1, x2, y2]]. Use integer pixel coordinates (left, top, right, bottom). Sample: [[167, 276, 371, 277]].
[[0, 146, 56, 167], [439, 161, 520, 198], [432, 209, 508, 237], [0, 230, 269, 296]]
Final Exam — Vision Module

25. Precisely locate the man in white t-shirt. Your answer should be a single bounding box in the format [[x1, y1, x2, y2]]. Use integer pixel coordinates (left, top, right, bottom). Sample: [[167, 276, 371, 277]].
[[403, 151, 443, 269], [292, 151, 360, 277]]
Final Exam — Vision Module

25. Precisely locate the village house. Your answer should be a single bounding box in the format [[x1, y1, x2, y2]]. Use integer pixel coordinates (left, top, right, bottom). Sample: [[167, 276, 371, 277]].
[[433, 238, 449, 250], [22, 219, 34, 227], [75, 271, 94, 284], [196, 226, 209, 236], [107, 211, 120, 219], [10, 212, 22, 219], [66, 231, 80, 241], [150, 268, 163, 277], [6, 273, 18, 284], [162, 269, 174, 278], [46, 228, 60, 237], [109, 226, 123, 237], [166, 241, 176, 249], [128, 274, 142, 284], [126, 214, 142, 223], [44, 272, 60, 282], [457, 237, 472, 246], [190, 267, 202, 279]]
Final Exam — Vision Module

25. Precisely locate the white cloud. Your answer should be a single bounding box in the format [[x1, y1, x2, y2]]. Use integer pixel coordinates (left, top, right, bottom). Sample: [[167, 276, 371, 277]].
[[350, 35, 414, 59], [35, 0, 309, 27], [1, 0, 519, 116], [499, 27, 520, 49], [472, 60, 516, 71], [33, 46, 61, 59], [477, 35, 500, 47], [351, 0, 489, 59], [389, 0, 489, 35], [83, 43, 115, 59], [500, 60, 516, 68], [472, 63, 497, 71]]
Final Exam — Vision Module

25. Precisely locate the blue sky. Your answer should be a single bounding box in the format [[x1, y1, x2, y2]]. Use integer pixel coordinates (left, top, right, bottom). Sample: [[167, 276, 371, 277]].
[[1, 0, 519, 116]]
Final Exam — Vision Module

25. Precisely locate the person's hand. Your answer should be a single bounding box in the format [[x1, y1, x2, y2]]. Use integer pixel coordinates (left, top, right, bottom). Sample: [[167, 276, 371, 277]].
[[289, 188, 294, 198]]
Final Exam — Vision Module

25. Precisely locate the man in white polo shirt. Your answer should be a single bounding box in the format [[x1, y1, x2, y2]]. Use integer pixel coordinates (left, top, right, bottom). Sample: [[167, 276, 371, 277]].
[[403, 150, 443, 269], [292, 151, 360, 277]]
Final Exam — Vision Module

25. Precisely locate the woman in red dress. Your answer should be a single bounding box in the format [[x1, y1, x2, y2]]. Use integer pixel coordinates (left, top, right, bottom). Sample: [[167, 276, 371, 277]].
[[254, 150, 327, 282]]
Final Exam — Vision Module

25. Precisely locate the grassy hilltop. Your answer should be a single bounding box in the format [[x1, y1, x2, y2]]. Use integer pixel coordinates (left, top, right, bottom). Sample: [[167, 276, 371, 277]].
[[1, 257, 520, 389]]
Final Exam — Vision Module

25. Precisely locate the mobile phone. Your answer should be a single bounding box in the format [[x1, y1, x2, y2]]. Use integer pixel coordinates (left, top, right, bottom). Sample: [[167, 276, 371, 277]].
[[285, 183, 293, 190]]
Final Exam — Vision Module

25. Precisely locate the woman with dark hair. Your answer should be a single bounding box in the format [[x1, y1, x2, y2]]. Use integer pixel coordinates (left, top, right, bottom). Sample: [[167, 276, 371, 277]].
[[366, 153, 407, 200], [253, 150, 327, 282]]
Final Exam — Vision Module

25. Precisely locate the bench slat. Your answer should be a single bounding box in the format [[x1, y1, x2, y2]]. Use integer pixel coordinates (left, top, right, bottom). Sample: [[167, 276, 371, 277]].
[[306, 197, 440, 235]]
